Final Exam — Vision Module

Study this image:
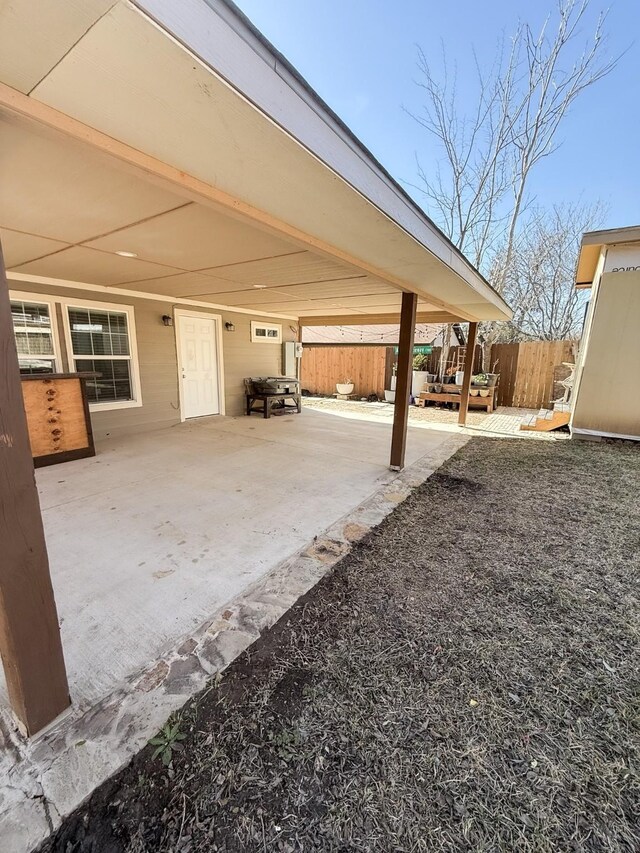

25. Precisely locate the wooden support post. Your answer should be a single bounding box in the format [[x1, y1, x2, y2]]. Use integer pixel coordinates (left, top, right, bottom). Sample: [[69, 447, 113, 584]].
[[458, 322, 478, 426], [390, 292, 417, 470], [0, 242, 70, 736]]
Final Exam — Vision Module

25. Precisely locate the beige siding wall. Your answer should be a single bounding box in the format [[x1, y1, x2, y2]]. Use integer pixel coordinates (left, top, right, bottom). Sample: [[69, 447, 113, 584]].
[[221, 314, 295, 416], [572, 270, 640, 439], [10, 281, 296, 438]]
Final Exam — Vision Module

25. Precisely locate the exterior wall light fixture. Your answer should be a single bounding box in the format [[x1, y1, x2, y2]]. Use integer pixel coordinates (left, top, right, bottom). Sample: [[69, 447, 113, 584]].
[[161, 314, 173, 326], [225, 322, 236, 332]]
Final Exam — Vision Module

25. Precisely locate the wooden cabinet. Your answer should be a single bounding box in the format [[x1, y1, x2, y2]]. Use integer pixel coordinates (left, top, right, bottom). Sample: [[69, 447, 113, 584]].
[[21, 373, 95, 467]]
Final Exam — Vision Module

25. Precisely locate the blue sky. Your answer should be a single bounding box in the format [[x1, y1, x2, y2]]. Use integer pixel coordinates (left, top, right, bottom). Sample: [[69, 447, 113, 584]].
[[234, 0, 639, 231]]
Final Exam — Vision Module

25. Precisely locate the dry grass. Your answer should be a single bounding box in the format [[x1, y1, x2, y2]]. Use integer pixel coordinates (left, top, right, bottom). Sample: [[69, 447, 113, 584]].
[[45, 438, 640, 853]]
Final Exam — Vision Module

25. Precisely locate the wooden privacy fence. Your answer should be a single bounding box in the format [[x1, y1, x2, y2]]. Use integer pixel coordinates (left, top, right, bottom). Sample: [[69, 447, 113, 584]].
[[301, 340, 577, 408], [490, 340, 576, 409], [301, 345, 389, 398]]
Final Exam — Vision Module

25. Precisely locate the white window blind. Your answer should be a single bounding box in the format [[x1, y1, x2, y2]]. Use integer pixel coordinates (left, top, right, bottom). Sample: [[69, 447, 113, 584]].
[[67, 306, 134, 404]]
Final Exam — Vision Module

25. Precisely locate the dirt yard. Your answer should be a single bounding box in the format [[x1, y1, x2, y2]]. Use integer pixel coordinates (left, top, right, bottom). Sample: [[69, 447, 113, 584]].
[[42, 438, 639, 853]]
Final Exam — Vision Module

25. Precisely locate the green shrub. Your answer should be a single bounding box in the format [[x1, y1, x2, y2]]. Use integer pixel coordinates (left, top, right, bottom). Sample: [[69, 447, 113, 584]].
[[412, 354, 430, 371]]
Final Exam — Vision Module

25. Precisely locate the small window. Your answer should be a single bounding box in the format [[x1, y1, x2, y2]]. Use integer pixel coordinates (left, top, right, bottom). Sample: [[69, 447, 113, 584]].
[[251, 321, 282, 343], [66, 303, 139, 407], [10, 298, 58, 374]]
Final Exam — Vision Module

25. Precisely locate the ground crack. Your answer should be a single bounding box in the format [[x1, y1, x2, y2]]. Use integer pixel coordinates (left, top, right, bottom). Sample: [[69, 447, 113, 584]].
[[33, 793, 58, 834]]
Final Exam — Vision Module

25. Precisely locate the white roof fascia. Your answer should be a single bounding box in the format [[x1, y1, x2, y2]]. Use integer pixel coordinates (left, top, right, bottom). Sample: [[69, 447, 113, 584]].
[[581, 225, 640, 247]]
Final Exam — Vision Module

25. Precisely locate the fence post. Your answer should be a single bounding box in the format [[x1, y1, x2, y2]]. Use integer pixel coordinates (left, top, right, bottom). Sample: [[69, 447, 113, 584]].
[[384, 346, 394, 394]]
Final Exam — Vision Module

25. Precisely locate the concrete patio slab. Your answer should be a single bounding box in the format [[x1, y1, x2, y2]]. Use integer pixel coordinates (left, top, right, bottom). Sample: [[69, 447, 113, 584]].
[[0, 409, 467, 852]]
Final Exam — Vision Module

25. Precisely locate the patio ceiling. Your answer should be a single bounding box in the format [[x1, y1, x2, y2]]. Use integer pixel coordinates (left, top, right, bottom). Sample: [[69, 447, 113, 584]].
[[2, 116, 427, 319], [0, 0, 512, 324]]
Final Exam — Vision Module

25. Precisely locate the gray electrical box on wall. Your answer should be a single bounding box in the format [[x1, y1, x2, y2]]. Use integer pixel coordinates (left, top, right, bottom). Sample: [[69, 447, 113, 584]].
[[283, 341, 302, 377]]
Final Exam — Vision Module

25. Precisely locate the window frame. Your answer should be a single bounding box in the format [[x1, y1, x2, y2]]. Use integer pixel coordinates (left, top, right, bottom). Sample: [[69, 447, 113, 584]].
[[61, 297, 143, 412], [9, 291, 62, 375], [250, 320, 282, 344]]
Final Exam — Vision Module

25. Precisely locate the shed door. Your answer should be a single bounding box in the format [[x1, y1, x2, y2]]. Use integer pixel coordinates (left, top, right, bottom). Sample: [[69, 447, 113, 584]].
[[177, 314, 220, 419]]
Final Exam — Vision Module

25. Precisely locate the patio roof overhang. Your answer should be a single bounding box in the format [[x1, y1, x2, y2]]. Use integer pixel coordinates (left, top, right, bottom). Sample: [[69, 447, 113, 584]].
[[0, 0, 511, 326]]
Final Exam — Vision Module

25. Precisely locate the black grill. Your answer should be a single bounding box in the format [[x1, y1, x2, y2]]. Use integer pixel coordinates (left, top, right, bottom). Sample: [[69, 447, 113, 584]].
[[249, 377, 300, 395]]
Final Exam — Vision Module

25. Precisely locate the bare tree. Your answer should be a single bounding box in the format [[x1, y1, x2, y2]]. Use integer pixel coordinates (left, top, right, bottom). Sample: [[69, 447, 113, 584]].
[[494, 201, 603, 341], [409, 0, 617, 282]]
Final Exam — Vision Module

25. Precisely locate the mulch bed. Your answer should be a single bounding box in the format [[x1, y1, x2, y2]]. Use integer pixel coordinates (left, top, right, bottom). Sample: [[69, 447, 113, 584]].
[[42, 437, 639, 853]]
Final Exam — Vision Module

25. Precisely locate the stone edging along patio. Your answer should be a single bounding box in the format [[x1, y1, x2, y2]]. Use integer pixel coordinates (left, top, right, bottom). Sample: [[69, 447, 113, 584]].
[[0, 432, 468, 853]]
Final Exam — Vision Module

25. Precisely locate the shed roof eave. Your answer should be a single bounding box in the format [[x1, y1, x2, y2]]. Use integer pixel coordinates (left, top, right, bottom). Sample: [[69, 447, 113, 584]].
[[575, 224, 640, 287], [581, 225, 640, 246]]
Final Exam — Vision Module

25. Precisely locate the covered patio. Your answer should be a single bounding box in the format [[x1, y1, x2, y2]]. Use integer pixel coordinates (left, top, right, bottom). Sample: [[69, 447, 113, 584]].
[[1, 411, 459, 712], [0, 0, 511, 848], [1, 0, 509, 740], [0, 412, 466, 850]]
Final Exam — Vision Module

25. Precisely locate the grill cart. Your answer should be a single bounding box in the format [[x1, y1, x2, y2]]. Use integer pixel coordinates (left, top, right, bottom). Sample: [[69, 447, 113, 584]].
[[245, 377, 302, 418]]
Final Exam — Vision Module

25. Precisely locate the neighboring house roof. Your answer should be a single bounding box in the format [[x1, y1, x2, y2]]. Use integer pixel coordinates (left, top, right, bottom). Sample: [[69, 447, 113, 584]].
[[576, 225, 640, 287], [303, 323, 446, 344], [0, 0, 512, 325]]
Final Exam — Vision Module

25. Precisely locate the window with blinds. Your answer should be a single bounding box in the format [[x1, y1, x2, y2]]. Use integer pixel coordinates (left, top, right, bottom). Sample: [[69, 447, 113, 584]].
[[67, 306, 134, 404]]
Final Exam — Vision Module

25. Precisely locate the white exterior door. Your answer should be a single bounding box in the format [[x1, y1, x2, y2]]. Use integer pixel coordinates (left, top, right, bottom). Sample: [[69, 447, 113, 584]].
[[177, 313, 220, 419]]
